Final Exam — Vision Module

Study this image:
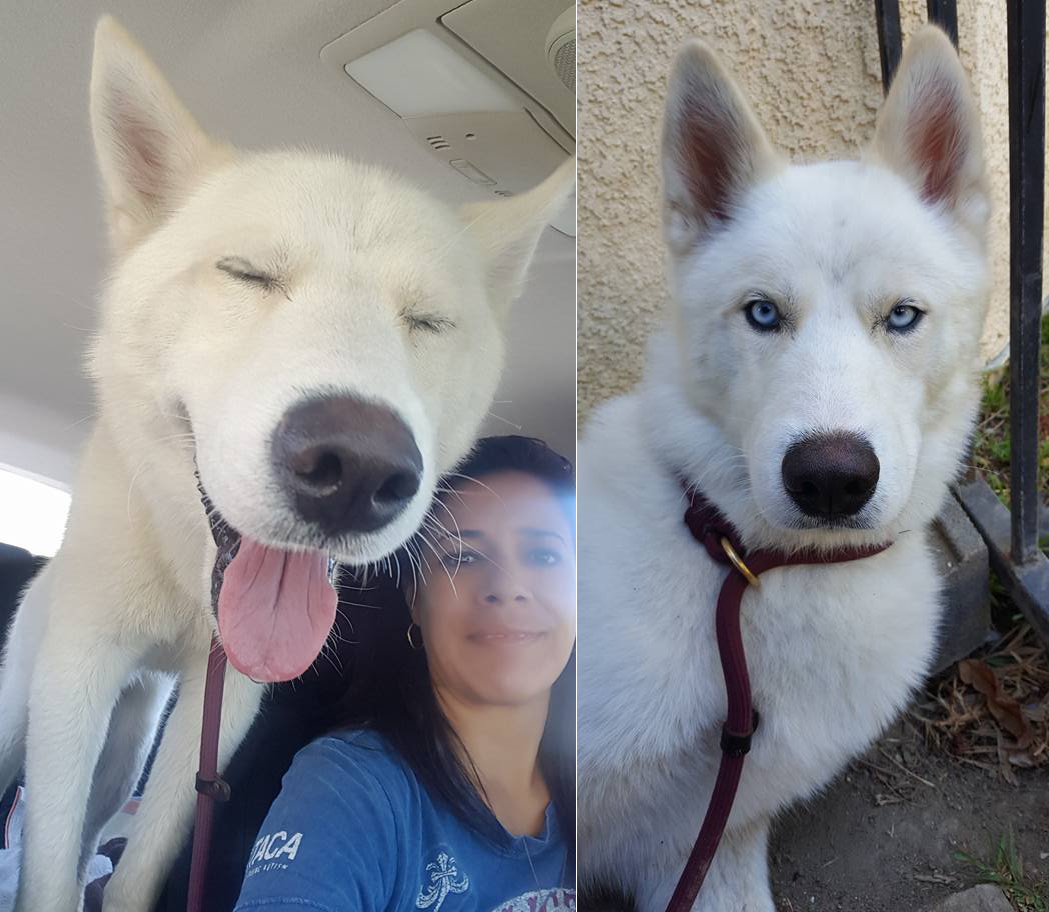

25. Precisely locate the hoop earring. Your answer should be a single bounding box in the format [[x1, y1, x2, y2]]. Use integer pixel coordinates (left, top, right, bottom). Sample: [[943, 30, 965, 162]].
[[406, 622, 423, 651]]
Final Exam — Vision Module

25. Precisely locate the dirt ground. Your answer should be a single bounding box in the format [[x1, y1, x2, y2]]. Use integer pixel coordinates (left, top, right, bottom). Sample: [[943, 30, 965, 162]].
[[771, 704, 1049, 911]]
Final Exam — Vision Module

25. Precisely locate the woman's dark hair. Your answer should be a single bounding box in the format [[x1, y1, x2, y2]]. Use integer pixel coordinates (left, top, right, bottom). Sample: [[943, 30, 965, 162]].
[[335, 435, 575, 852]]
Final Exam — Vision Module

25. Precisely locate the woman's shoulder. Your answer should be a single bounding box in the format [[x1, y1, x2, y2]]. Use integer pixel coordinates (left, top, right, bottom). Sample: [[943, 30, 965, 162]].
[[257, 728, 421, 851], [287, 727, 415, 796], [236, 730, 415, 909]]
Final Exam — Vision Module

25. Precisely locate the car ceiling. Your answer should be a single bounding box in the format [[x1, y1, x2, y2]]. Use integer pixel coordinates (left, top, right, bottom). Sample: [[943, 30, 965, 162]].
[[0, 0, 575, 485]]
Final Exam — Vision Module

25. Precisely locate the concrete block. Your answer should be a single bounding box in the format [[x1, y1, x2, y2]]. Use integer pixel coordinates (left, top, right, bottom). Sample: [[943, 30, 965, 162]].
[[928, 491, 991, 672], [921, 884, 1013, 912]]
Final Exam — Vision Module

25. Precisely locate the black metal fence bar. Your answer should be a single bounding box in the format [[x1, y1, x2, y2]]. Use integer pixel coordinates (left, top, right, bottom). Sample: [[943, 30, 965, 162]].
[[876, 0, 957, 96], [874, 0, 902, 93], [1006, 0, 1045, 564], [926, 0, 959, 47]]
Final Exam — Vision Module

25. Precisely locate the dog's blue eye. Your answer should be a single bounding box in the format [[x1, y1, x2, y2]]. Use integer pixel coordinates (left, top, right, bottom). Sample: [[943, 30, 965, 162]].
[[745, 299, 781, 331], [887, 303, 922, 332]]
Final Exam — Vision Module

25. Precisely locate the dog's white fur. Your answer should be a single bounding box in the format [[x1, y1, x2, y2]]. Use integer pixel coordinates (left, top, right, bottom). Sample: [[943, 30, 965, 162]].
[[0, 17, 572, 912], [578, 28, 988, 912]]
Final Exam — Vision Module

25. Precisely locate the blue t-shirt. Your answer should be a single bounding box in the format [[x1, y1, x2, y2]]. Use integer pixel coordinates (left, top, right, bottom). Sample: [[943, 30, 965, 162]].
[[233, 729, 574, 912]]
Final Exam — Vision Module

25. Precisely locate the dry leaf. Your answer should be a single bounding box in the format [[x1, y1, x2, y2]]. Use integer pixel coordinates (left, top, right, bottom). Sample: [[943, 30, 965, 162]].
[[959, 658, 1033, 748]]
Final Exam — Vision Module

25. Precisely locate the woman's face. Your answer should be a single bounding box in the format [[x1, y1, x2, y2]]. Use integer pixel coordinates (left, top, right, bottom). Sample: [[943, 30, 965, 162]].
[[410, 470, 575, 709]]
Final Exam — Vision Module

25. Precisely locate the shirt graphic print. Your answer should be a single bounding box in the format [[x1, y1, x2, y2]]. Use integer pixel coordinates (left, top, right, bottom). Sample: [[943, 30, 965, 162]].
[[415, 850, 470, 910]]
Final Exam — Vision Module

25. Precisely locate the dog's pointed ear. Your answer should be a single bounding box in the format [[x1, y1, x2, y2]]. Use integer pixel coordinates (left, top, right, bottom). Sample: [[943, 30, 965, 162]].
[[90, 16, 229, 252], [661, 40, 780, 252], [871, 26, 988, 241], [459, 158, 575, 316]]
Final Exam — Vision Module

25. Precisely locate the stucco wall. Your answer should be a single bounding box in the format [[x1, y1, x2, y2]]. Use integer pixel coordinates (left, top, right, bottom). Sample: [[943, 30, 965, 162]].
[[577, 0, 1039, 424]]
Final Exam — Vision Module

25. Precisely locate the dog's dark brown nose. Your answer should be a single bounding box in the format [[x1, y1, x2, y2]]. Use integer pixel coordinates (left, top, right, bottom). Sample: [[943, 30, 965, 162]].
[[781, 432, 879, 520], [272, 396, 423, 534]]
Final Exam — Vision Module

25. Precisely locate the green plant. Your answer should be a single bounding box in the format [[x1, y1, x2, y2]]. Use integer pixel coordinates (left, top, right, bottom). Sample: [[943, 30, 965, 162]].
[[971, 312, 1049, 517], [956, 829, 1048, 912]]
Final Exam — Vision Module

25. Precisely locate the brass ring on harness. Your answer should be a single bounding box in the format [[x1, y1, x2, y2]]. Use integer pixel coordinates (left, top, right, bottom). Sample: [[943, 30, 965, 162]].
[[720, 537, 760, 588]]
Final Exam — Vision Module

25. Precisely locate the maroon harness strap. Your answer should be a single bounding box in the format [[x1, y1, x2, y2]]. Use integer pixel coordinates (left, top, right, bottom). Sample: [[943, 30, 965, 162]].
[[665, 485, 890, 912], [187, 637, 231, 912]]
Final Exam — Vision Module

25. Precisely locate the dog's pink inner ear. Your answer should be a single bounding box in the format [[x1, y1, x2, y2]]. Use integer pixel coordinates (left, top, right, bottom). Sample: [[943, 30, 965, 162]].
[[104, 90, 170, 208], [678, 94, 743, 223], [906, 75, 968, 206]]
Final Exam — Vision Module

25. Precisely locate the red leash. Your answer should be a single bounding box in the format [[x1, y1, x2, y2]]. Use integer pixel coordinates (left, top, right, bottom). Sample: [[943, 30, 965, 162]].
[[665, 485, 890, 912], [184, 469, 244, 911], [185, 469, 337, 910], [187, 637, 230, 912]]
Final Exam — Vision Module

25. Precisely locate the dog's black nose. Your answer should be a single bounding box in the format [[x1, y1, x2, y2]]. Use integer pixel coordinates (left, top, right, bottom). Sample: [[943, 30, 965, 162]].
[[781, 432, 879, 519], [272, 396, 423, 534]]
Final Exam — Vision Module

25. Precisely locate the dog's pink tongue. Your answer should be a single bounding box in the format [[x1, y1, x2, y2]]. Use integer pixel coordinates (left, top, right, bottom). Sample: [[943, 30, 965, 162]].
[[217, 538, 337, 683]]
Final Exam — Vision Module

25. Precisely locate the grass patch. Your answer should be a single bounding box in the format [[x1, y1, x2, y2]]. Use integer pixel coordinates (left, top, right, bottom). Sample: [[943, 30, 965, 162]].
[[972, 312, 1049, 508], [956, 829, 1048, 911]]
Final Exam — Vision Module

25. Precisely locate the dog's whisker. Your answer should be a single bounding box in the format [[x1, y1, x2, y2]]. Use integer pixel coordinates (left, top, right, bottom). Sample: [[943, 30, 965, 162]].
[[485, 410, 523, 431], [434, 484, 469, 508], [445, 472, 503, 501], [432, 499, 464, 544], [404, 543, 421, 598], [416, 528, 459, 598], [125, 460, 151, 523], [63, 412, 100, 431], [422, 511, 460, 548]]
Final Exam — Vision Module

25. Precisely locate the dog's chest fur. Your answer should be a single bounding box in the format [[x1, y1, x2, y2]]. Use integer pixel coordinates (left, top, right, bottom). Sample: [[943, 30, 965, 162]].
[[577, 393, 941, 878]]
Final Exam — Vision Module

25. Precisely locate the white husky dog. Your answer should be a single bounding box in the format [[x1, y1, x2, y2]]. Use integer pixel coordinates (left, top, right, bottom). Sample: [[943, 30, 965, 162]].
[[0, 16, 572, 912], [578, 26, 988, 912]]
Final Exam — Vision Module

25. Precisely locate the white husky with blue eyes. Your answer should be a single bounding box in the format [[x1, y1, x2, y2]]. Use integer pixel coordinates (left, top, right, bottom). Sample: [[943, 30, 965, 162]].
[[0, 16, 572, 912], [578, 27, 988, 912]]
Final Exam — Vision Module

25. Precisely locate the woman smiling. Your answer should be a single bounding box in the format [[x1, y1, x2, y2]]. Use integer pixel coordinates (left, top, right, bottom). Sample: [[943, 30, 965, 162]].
[[234, 436, 576, 912]]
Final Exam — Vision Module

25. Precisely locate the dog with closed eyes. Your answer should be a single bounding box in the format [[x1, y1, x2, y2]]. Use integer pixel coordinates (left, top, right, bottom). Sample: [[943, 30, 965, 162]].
[[0, 16, 573, 912], [577, 26, 989, 911]]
